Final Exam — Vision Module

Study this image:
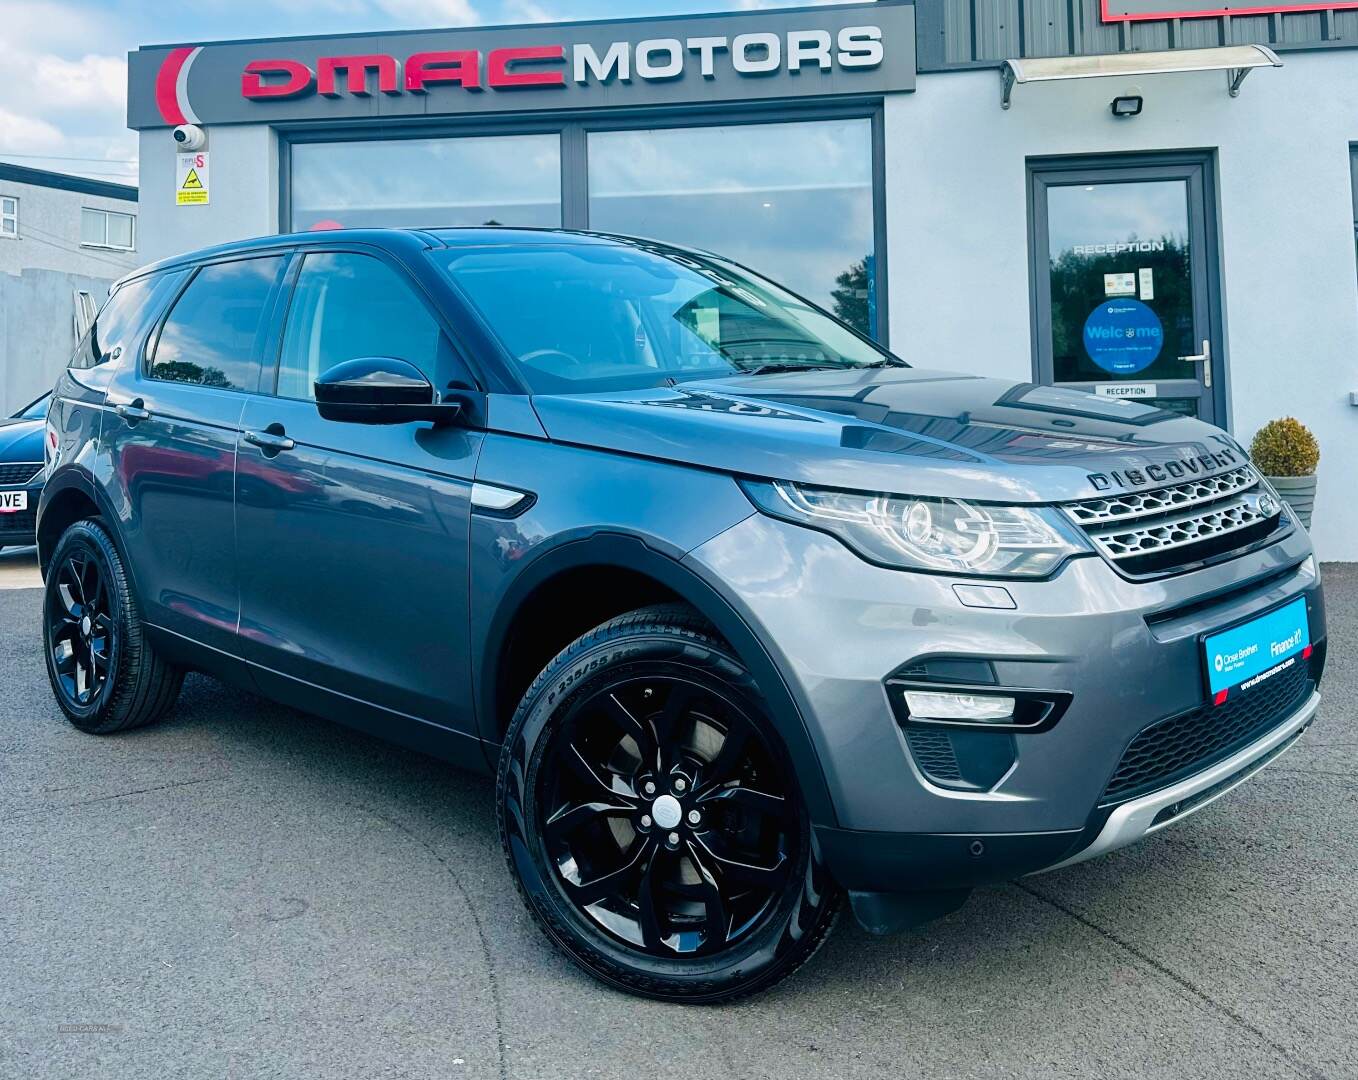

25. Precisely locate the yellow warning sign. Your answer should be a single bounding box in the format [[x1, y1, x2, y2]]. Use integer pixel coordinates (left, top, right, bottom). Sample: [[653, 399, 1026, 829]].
[[176, 152, 209, 206]]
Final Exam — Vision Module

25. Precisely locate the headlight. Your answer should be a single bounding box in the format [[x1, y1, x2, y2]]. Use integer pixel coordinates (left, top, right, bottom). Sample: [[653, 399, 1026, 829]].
[[741, 480, 1088, 577]]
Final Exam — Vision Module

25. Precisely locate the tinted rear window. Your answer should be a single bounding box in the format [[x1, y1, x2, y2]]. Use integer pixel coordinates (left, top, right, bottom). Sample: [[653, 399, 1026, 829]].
[[149, 257, 286, 391], [69, 274, 174, 371]]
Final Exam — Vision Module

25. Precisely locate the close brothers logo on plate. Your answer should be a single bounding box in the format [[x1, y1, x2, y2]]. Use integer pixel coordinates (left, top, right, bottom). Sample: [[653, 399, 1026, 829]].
[[1205, 597, 1311, 705]]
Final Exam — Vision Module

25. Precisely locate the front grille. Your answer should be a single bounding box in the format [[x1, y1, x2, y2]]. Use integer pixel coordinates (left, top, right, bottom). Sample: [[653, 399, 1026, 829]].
[[1066, 467, 1259, 526], [1066, 466, 1283, 577], [1101, 657, 1314, 805], [0, 462, 42, 486]]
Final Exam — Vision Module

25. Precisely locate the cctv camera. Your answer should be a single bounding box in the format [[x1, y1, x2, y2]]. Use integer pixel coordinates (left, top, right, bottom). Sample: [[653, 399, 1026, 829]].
[[172, 124, 207, 151]]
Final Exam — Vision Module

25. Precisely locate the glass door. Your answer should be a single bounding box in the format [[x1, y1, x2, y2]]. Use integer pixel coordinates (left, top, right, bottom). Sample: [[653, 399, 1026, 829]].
[[1030, 157, 1221, 423]]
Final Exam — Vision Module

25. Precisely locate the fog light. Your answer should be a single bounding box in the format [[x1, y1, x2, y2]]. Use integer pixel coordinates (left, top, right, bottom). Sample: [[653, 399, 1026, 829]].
[[904, 691, 1016, 723], [1110, 94, 1144, 117]]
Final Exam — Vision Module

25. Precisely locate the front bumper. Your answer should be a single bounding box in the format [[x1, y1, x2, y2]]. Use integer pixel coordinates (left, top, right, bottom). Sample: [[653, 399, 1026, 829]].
[[1045, 688, 1319, 871], [684, 513, 1326, 893]]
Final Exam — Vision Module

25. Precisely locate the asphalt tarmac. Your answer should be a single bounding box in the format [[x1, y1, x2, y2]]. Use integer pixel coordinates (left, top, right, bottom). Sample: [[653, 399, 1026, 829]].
[[3, 567, 1355, 1079]]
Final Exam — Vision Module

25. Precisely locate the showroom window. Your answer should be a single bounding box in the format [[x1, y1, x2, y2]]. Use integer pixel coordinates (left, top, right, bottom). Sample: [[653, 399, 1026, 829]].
[[289, 133, 562, 231], [81, 207, 136, 251], [587, 118, 878, 338]]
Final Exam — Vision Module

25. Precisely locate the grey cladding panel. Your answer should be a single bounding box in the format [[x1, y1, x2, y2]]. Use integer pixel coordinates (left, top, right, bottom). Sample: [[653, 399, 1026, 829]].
[[975, 0, 1024, 60], [1177, 20, 1224, 48], [944, 0, 975, 64], [918, 0, 1352, 69], [1228, 15, 1274, 44], [1074, 0, 1125, 55], [1130, 20, 1172, 50], [1024, 0, 1072, 57], [1280, 12, 1325, 41]]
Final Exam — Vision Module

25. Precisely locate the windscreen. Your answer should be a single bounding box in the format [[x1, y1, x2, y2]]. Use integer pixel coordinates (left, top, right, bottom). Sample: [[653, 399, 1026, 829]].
[[433, 240, 900, 394]]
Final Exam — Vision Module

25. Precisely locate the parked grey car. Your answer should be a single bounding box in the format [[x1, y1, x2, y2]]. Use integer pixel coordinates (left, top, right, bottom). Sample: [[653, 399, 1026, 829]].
[[39, 229, 1326, 1001]]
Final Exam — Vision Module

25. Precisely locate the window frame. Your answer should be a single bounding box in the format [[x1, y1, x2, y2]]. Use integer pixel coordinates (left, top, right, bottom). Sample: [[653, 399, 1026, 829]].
[[276, 99, 890, 345], [81, 206, 137, 252], [1, 195, 18, 238], [144, 252, 292, 395]]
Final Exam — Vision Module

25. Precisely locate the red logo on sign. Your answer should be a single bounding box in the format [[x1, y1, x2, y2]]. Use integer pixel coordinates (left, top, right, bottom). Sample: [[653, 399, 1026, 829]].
[[241, 47, 566, 101]]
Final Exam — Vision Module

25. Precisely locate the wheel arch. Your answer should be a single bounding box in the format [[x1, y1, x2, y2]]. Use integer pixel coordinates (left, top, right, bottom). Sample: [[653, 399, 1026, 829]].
[[478, 532, 837, 827], [37, 468, 132, 583]]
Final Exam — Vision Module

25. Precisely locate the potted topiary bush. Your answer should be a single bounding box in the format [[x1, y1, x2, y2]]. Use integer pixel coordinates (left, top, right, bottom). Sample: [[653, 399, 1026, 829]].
[[1250, 417, 1320, 529]]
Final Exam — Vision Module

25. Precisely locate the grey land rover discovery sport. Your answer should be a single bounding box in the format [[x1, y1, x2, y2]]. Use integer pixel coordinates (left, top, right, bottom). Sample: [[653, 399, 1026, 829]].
[[39, 228, 1326, 1001]]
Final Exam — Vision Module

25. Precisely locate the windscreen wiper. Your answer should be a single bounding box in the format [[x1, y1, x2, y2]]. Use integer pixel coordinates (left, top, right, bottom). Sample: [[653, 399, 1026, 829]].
[[736, 362, 843, 376]]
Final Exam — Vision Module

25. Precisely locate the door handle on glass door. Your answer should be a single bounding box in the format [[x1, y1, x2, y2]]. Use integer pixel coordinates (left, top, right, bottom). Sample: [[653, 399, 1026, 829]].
[[1179, 340, 1212, 388], [243, 428, 296, 453]]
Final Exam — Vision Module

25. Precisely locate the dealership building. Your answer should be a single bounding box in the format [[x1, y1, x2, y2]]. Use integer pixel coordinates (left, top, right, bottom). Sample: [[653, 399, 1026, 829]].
[[126, 0, 1358, 558]]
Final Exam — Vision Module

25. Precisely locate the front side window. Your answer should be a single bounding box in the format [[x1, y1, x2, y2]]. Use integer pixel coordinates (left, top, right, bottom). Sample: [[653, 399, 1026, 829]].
[[1, 196, 17, 237], [149, 257, 286, 391], [276, 252, 451, 400], [81, 207, 136, 251], [289, 134, 562, 232], [435, 241, 897, 394], [587, 118, 878, 338]]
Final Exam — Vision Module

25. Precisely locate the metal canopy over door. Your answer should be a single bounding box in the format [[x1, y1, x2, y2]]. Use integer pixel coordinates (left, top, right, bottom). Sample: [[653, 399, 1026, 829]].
[[1029, 154, 1223, 424]]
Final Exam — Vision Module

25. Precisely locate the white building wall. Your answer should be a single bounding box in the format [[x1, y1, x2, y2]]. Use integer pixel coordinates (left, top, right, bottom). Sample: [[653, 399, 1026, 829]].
[[885, 51, 1358, 560], [0, 178, 139, 414], [137, 124, 279, 265]]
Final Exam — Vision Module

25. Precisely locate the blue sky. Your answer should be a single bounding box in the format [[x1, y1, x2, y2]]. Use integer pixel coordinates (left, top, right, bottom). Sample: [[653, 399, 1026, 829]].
[[0, 0, 859, 185]]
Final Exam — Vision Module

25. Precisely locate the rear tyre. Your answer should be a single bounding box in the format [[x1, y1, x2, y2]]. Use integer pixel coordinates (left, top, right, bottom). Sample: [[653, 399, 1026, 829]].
[[43, 519, 184, 734], [498, 603, 840, 1002]]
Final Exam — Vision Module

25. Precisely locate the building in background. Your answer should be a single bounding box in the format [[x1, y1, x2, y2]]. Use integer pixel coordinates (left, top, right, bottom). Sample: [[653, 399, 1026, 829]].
[[124, 0, 1358, 558], [0, 164, 139, 415]]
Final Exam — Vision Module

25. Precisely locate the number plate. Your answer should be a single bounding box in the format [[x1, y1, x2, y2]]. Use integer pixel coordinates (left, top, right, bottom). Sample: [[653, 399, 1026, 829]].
[[0, 490, 28, 513], [1203, 596, 1310, 700]]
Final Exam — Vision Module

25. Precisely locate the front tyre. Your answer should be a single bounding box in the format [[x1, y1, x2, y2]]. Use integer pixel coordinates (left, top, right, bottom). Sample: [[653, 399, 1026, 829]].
[[498, 604, 840, 1002], [43, 519, 184, 734]]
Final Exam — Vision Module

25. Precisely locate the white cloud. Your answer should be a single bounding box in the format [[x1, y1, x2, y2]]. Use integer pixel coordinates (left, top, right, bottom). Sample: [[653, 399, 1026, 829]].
[[0, 109, 66, 154], [373, 0, 480, 24], [0, 12, 134, 181], [26, 52, 128, 112], [503, 0, 557, 21]]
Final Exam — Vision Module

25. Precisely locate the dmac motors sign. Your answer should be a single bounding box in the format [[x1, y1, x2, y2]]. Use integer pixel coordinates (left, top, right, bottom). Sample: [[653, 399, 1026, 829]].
[[127, 5, 916, 129]]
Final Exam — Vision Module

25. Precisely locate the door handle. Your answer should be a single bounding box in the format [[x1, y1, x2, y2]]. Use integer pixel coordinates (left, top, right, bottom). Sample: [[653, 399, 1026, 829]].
[[1178, 339, 1212, 388], [114, 399, 150, 423], [243, 428, 296, 454]]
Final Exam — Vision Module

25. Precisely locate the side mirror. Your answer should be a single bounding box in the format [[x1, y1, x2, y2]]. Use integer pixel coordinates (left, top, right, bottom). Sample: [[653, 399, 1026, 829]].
[[314, 357, 462, 426]]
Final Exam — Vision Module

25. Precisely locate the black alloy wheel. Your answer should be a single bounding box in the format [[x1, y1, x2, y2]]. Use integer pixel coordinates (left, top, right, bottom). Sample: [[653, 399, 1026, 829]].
[[47, 544, 115, 710], [540, 674, 793, 957], [43, 519, 184, 734], [499, 604, 840, 1002]]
